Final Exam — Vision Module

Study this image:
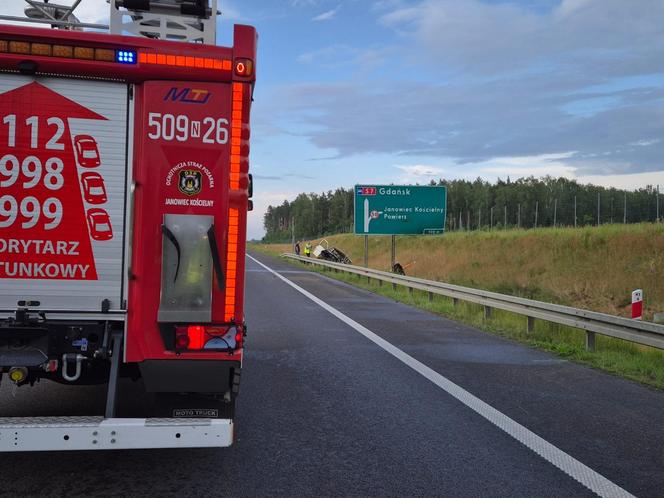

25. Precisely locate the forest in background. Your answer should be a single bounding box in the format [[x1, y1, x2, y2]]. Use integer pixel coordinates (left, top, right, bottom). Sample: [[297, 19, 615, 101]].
[[262, 176, 662, 243]]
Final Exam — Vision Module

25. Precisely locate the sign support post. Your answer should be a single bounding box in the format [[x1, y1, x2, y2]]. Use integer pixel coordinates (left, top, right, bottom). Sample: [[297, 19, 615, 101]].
[[390, 235, 396, 270], [364, 235, 369, 268]]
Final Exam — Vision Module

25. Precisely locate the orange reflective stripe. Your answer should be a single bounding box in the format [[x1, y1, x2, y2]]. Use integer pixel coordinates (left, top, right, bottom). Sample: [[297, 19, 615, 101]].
[[138, 52, 231, 69]]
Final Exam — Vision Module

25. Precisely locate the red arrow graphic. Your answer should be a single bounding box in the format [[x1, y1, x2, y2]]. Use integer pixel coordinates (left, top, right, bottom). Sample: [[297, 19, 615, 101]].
[[0, 82, 108, 281]]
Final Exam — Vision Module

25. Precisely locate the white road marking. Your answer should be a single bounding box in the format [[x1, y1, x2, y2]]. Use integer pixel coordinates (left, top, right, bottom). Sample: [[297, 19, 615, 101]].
[[245, 269, 312, 274], [247, 254, 634, 498]]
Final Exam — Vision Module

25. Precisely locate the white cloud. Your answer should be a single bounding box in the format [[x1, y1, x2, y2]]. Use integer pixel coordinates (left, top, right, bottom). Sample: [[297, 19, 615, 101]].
[[474, 153, 578, 179], [312, 5, 340, 21], [72, 0, 109, 23], [379, 0, 664, 75], [0, 0, 106, 26], [2, 1, 245, 26], [290, 0, 322, 6], [247, 191, 300, 240], [629, 139, 661, 147], [259, 0, 664, 176], [577, 171, 664, 191], [395, 164, 445, 183], [393, 153, 664, 192], [0, 0, 119, 25], [555, 0, 595, 19], [297, 43, 390, 70], [218, 1, 243, 21], [2, 0, 33, 18], [298, 44, 351, 64]]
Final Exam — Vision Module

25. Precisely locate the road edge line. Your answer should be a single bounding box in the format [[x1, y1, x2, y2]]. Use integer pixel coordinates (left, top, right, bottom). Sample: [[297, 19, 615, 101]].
[[247, 254, 634, 498]]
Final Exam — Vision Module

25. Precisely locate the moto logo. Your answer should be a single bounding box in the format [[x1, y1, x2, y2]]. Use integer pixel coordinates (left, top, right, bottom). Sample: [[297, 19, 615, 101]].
[[164, 87, 211, 104]]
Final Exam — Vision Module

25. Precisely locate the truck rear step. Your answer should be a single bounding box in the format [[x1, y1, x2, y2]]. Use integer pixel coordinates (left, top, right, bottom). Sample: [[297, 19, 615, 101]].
[[0, 416, 233, 451]]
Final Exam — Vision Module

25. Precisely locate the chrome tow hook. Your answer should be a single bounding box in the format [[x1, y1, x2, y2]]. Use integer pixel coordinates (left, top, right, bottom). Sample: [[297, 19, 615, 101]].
[[61, 354, 86, 382]]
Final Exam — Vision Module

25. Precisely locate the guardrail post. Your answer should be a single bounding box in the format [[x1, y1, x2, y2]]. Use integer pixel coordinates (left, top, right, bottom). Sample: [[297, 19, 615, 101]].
[[279, 254, 664, 354], [378, 279, 382, 287]]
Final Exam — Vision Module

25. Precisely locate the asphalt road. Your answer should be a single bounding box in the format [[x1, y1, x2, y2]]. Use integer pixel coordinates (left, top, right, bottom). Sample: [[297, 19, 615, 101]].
[[1, 251, 664, 497]]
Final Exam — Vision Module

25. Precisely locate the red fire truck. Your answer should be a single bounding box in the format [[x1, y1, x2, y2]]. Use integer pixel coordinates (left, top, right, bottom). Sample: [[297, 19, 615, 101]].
[[0, 0, 255, 451]]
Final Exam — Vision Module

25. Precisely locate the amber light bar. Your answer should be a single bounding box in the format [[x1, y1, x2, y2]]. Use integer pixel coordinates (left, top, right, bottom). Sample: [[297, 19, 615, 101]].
[[229, 82, 244, 190], [224, 207, 240, 321], [139, 51, 232, 70], [224, 82, 249, 322], [0, 39, 136, 64]]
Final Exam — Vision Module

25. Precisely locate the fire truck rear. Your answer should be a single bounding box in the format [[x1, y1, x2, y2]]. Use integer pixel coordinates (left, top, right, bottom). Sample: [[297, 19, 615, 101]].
[[0, 0, 255, 451]]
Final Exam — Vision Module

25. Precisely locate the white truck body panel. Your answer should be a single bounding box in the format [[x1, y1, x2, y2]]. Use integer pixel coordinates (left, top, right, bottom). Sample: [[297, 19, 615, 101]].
[[0, 75, 128, 313]]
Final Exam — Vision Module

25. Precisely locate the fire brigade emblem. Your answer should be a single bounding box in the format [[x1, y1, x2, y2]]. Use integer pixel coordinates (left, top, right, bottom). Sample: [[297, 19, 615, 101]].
[[178, 169, 202, 196]]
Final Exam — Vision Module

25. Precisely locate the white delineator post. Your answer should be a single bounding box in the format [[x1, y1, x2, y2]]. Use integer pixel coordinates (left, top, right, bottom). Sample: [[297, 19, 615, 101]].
[[632, 289, 643, 320]]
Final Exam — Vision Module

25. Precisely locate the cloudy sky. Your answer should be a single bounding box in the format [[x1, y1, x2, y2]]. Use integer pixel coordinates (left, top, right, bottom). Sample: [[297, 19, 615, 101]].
[[5, 0, 664, 238]]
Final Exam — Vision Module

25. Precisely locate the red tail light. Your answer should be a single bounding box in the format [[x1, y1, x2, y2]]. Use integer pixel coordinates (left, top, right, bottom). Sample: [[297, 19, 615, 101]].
[[175, 330, 190, 349], [175, 325, 243, 350], [187, 325, 205, 350]]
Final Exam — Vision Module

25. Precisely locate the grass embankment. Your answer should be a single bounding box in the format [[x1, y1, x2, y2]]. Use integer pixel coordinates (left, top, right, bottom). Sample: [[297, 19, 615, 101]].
[[259, 223, 664, 318], [251, 224, 664, 389]]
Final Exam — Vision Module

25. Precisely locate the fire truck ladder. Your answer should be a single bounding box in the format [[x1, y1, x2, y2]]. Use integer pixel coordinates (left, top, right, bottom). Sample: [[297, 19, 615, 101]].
[[0, 0, 218, 44]]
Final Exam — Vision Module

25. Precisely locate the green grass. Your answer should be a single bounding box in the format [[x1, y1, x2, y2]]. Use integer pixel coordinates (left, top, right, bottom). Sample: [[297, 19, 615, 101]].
[[251, 246, 664, 390], [253, 223, 664, 319]]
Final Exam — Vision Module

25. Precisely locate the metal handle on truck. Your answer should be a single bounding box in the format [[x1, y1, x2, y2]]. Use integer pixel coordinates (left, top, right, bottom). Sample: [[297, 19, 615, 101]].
[[161, 225, 182, 283], [207, 225, 224, 291]]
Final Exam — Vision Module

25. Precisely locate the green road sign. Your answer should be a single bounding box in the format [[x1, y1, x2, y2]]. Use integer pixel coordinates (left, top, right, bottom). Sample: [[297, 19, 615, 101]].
[[354, 185, 447, 235]]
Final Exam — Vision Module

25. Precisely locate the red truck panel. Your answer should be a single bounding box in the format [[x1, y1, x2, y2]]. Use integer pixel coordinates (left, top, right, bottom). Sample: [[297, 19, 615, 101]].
[[127, 79, 249, 362]]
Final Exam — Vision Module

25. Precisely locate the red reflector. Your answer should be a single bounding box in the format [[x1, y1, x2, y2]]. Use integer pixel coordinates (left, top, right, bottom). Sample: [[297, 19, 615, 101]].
[[187, 325, 205, 349], [235, 331, 243, 347], [175, 333, 190, 349], [205, 326, 228, 336]]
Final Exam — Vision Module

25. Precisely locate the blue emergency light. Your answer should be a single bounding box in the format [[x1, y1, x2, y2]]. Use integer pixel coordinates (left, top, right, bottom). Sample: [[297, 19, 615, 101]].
[[116, 50, 136, 64]]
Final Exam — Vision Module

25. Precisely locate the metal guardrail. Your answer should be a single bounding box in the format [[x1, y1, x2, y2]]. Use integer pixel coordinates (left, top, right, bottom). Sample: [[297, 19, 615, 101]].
[[281, 253, 664, 351]]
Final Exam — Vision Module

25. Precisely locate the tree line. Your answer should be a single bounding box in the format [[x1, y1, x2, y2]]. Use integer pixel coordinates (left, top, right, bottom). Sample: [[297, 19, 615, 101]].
[[262, 176, 662, 242]]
